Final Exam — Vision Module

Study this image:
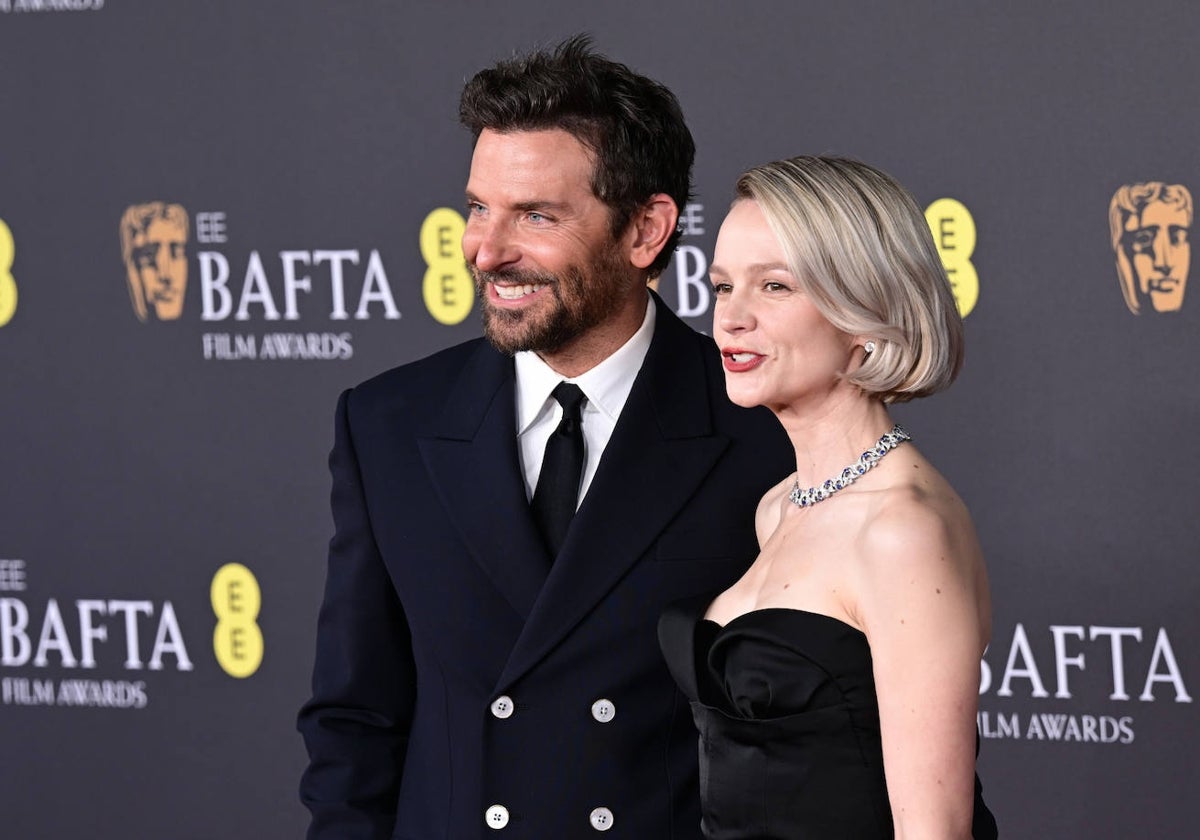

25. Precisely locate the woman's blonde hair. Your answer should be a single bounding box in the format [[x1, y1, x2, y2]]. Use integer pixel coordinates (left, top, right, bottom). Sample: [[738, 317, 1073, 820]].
[[735, 156, 963, 403]]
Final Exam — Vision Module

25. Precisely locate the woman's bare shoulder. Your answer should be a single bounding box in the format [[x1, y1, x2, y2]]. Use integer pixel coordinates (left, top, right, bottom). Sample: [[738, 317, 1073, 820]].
[[861, 454, 979, 563], [847, 454, 989, 634]]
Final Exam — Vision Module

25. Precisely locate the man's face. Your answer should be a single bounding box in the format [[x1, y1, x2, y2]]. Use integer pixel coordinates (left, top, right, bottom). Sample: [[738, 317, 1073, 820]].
[[128, 217, 188, 320], [461, 128, 636, 359], [1121, 201, 1190, 313]]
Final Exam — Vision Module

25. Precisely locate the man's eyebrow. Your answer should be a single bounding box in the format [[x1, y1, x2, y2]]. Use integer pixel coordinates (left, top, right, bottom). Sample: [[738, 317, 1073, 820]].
[[511, 200, 570, 213], [463, 192, 570, 213], [518, 200, 568, 213]]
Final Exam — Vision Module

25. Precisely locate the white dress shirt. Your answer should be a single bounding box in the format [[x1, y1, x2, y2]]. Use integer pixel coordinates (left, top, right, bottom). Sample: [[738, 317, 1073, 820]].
[[514, 294, 656, 508]]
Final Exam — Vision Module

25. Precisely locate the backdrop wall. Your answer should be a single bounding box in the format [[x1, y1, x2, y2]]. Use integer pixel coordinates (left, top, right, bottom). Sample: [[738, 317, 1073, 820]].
[[1, 1, 1196, 837]]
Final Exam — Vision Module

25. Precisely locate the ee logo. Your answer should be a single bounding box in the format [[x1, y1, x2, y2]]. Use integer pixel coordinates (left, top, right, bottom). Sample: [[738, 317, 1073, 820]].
[[211, 563, 263, 678], [0, 218, 16, 327], [420, 208, 473, 325], [924, 199, 978, 318]]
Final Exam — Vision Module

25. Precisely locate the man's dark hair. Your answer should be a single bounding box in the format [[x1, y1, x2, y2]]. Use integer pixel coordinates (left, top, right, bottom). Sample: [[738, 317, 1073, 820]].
[[460, 34, 694, 278]]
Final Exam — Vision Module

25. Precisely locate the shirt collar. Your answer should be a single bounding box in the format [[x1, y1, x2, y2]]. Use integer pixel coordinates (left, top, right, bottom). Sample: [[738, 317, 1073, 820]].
[[514, 293, 656, 434]]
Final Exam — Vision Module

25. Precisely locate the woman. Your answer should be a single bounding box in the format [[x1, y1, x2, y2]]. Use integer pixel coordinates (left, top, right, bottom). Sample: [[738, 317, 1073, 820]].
[[659, 156, 998, 839]]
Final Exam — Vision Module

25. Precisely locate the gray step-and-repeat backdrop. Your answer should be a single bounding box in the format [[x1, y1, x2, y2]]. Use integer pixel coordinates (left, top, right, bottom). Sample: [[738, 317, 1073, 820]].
[[1, 2, 1196, 837]]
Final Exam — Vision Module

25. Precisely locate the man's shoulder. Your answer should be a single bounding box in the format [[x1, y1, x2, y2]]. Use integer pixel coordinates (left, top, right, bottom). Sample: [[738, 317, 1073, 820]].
[[647, 298, 720, 372], [338, 337, 506, 425], [647, 308, 783, 440], [351, 337, 493, 397]]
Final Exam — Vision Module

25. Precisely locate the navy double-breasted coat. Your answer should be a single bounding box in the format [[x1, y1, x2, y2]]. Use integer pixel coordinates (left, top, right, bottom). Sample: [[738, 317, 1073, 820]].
[[299, 298, 791, 839]]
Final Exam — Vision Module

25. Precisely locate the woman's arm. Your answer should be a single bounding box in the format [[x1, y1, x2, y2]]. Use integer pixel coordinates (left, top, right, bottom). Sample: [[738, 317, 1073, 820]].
[[855, 496, 990, 840]]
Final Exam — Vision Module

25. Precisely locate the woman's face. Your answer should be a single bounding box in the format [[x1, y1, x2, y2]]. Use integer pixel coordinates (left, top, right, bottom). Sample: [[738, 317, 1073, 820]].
[[710, 199, 857, 412]]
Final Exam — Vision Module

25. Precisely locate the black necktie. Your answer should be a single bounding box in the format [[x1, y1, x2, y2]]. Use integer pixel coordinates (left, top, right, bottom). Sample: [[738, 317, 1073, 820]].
[[531, 382, 587, 557]]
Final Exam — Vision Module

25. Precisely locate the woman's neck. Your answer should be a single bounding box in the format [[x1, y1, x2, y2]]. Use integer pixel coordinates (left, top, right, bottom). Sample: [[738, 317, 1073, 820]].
[[774, 388, 895, 489]]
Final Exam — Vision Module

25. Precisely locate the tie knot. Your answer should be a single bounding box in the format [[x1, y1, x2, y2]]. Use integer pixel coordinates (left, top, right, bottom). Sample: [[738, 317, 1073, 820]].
[[552, 382, 586, 417]]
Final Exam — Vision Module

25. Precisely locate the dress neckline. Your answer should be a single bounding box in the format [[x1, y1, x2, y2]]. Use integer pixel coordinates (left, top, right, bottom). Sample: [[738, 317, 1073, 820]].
[[702, 606, 868, 640]]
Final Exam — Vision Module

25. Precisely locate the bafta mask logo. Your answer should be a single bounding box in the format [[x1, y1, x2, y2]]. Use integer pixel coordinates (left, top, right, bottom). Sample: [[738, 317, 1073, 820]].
[[120, 202, 190, 321], [1109, 182, 1192, 315]]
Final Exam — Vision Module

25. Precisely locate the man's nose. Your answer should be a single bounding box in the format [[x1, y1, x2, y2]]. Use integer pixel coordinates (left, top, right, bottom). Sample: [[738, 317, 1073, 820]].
[[1153, 229, 1174, 271], [463, 219, 518, 272], [155, 254, 174, 286]]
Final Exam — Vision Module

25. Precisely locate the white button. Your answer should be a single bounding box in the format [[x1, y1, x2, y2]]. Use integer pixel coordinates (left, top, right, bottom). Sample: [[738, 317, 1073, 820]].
[[591, 698, 616, 723], [490, 695, 514, 719], [485, 804, 510, 829], [589, 806, 614, 831]]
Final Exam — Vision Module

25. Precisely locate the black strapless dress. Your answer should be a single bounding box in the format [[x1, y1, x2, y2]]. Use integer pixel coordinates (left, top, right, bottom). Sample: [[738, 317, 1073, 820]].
[[659, 595, 998, 840]]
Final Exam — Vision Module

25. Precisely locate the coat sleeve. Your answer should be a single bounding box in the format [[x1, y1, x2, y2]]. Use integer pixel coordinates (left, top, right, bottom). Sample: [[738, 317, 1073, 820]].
[[297, 387, 416, 839]]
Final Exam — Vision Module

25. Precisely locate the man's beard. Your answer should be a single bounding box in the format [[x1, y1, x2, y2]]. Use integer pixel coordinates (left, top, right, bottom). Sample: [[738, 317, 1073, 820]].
[[473, 243, 633, 356]]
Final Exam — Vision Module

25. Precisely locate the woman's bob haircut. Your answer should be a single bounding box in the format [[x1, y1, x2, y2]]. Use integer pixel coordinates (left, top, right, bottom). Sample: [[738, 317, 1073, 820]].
[[734, 156, 964, 403]]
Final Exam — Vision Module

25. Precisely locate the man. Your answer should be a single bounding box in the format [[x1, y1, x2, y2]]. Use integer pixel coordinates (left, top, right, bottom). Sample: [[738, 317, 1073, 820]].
[[1109, 181, 1192, 314], [298, 37, 790, 838], [119, 201, 189, 321]]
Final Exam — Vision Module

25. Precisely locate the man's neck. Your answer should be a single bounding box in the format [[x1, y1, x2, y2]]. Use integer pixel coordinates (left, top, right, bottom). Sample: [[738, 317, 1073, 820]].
[[538, 291, 651, 378]]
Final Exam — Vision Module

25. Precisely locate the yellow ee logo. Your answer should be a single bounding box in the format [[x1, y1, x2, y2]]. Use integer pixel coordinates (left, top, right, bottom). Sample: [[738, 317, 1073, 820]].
[[924, 198, 978, 318], [211, 562, 263, 679], [0, 218, 17, 327], [420, 207, 473, 325]]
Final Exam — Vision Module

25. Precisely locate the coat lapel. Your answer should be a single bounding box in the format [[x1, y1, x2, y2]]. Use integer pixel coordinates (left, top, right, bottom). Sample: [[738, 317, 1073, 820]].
[[418, 342, 549, 620], [497, 303, 728, 688]]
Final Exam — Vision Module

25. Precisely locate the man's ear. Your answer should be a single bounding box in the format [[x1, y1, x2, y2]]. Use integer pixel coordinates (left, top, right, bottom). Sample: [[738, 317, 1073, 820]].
[[626, 194, 679, 270]]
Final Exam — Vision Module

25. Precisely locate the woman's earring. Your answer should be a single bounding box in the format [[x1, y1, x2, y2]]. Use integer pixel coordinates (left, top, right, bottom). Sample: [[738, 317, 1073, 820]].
[[863, 340, 877, 355]]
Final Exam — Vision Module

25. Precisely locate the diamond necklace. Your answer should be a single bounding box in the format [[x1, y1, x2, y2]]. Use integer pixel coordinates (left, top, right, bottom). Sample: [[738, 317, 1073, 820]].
[[788, 424, 912, 508]]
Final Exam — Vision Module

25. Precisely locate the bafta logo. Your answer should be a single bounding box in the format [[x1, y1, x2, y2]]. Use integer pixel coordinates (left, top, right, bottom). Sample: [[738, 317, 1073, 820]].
[[1109, 182, 1192, 315], [120, 202, 190, 321]]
